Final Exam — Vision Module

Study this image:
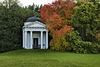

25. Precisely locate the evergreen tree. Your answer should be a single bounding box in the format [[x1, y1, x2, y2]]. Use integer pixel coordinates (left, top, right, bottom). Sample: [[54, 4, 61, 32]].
[[0, 0, 41, 52]]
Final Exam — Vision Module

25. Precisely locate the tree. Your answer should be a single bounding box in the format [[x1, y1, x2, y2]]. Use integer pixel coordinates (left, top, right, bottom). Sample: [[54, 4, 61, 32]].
[[0, 0, 42, 52], [89, 0, 100, 4], [40, 0, 76, 51], [0, 0, 22, 52], [72, 1, 100, 42], [27, 3, 42, 17], [40, 4, 42, 9], [0, 0, 39, 52]]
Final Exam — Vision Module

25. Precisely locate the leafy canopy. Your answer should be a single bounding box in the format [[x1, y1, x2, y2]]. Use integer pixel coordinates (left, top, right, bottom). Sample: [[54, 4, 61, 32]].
[[41, 0, 76, 51]]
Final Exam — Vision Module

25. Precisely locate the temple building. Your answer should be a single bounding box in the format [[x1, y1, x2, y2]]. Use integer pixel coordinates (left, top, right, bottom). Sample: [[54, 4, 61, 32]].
[[22, 17, 48, 49]]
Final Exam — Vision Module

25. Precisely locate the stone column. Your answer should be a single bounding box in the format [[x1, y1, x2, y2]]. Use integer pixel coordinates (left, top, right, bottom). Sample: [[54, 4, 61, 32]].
[[41, 31, 43, 49], [46, 31, 48, 49], [23, 29, 25, 48], [30, 31, 33, 49], [25, 31, 27, 49]]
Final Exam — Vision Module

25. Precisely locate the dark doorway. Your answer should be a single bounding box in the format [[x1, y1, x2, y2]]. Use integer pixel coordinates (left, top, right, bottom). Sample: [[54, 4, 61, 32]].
[[33, 38, 38, 49]]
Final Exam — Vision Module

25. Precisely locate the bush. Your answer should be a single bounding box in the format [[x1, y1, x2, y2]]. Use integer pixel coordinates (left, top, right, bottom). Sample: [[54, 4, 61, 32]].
[[67, 41, 99, 54], [74, 41, 99, 54], [66, 30, 99, 54]]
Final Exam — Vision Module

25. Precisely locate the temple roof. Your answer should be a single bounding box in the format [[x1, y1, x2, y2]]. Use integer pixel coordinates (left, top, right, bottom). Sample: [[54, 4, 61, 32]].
[[26, 16, 40, 22], [23, 21, 47, 28]]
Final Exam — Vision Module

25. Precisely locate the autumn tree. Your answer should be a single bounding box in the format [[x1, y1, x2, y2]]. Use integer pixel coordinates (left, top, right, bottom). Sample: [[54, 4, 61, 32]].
[[40, 0, 76, 51]]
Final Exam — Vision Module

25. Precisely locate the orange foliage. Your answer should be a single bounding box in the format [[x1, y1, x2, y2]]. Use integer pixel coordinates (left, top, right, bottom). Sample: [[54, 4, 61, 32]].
[[96, 33, 100, 38], [40, 0, 76, 51]]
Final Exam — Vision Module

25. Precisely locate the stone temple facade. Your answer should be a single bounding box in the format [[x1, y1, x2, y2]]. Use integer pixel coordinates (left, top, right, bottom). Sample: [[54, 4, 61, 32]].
[[23, 17, 48, 49]]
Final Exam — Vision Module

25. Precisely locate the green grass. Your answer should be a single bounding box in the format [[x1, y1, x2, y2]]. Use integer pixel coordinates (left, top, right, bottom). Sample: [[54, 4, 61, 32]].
[[0, 49, 100, 67]]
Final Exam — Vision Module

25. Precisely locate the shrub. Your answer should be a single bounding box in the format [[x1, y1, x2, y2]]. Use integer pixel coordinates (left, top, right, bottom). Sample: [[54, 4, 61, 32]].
[[66, 30, 99, 54], [67, 41, 99, 54]]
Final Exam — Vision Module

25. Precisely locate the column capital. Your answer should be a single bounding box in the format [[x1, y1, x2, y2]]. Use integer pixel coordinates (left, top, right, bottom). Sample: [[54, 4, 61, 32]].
[[30, 31, 32, 32], [46, 31, 48, 32], [41, 31, 43, 32]]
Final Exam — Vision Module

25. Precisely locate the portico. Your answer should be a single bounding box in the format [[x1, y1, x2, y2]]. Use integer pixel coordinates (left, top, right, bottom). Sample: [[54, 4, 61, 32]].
[[23, 17, 48, 49]]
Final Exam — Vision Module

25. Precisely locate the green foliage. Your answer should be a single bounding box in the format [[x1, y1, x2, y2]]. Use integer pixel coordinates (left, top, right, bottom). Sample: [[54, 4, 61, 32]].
[[66, 30, 81, 51], [26, 3, 42, 17], [89, 0, 100, 4], [71, 41, 99, 54], [72, 2, 99, 42], [66, 30, 99, 54], [70, 1, 100, 54], [0, 0, 23, 52], [0, 0, 40, 52]]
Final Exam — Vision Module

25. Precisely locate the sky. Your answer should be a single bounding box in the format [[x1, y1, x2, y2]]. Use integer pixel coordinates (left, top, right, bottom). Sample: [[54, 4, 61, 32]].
[[19, 0, 55, 7]]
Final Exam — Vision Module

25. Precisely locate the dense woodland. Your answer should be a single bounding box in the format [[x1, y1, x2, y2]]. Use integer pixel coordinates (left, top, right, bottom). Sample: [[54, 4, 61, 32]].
[[0, 0, 100, 53], [0, 0, 41, 52], [40, 0, 100, 53]]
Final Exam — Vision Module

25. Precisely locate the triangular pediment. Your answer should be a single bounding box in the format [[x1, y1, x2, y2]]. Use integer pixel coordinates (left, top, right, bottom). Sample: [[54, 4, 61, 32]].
[[24, 21, 47, 28]]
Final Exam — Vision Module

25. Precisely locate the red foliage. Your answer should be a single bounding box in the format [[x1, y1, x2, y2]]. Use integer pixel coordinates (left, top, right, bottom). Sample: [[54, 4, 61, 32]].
[[40, 0, 76, 51]]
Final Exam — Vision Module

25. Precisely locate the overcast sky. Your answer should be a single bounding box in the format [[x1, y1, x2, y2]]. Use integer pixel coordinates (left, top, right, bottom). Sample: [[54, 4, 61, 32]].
[[19, 0, 55, 7]]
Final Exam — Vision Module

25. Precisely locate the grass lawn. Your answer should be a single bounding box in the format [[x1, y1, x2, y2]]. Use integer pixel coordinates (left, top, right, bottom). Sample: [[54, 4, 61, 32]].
[[0, 49, 100, 67]]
